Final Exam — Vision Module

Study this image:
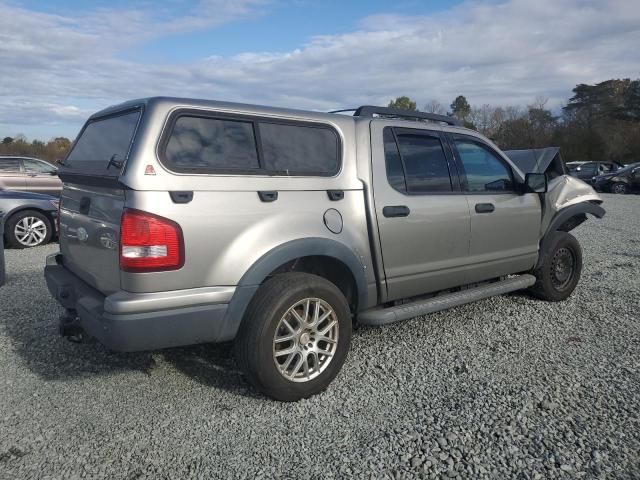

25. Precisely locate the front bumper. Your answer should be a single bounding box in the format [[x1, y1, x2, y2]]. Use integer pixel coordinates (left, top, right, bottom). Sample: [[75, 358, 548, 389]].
[[44, 253, 236, 352]]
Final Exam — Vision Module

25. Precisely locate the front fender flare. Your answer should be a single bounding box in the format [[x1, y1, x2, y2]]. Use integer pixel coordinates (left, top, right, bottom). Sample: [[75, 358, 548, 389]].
[[219, 238, 368, 341], [536, 201, 605, 269]]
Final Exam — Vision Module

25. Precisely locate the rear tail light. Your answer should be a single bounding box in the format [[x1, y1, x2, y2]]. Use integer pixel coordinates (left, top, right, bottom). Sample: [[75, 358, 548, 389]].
[[119, 208, 184, 272]]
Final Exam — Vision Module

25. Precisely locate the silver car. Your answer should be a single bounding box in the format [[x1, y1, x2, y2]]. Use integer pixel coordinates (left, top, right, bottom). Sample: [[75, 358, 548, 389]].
[[44, 98, 604, 401], [0, 156, 63, 196]]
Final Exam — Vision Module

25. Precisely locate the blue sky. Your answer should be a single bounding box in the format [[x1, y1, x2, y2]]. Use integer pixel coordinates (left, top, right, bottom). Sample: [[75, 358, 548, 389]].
[[1, 0, 638, 140], [20, 0, 464, 60]]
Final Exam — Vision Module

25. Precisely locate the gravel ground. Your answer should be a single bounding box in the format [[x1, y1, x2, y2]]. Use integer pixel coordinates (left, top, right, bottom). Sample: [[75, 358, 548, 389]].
[[1, 193, 639, 479]]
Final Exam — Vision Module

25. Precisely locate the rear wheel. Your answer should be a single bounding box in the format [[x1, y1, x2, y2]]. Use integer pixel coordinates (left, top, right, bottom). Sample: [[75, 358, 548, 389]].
[[611, 182, 627, 194], [235, 272, 351, 401], [5, 210, 52, 248], [529, 231, 582, 302]]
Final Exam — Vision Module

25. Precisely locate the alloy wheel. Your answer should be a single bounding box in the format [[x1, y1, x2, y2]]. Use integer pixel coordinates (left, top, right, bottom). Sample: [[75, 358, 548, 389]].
[[272, 298, 339, 383], [14, 216, 48, 247]]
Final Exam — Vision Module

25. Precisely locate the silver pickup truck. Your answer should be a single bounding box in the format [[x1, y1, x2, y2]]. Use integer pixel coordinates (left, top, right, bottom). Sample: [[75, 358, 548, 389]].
[[44, 98, 604, 401]]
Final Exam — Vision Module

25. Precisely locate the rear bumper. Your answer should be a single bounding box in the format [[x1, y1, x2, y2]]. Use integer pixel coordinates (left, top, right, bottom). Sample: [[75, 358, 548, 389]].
[[44, 253, 236, 352]]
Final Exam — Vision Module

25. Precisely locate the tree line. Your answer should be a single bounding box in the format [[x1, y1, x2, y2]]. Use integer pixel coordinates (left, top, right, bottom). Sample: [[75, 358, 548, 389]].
[[1, 78, 638, 165], [1, 135, 71, 164], [388, 78, 640, 164]]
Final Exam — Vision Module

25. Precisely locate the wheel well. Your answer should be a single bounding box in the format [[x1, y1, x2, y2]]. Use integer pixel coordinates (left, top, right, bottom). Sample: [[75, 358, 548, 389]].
[[266, 256, 359, 312]]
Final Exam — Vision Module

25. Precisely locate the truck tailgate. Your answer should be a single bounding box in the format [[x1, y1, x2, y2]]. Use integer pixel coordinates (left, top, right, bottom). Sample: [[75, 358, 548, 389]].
[[59, 184, 124, 295]]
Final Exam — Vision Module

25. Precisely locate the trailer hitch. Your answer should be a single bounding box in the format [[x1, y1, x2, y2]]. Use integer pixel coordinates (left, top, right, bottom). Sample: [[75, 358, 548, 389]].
[[58, 310, 85, 343]]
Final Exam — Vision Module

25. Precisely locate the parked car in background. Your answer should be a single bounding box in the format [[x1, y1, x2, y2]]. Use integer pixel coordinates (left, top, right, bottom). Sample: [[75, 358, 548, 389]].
[[0, 190, 59, 248], [567, 161, 624, 184], [593, 162, 640, 194], [0, 156, 63, 196]]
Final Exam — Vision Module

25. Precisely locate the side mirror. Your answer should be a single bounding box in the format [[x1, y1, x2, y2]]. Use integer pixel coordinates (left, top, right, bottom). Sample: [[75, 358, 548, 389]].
[[524, 173, 547, 193]]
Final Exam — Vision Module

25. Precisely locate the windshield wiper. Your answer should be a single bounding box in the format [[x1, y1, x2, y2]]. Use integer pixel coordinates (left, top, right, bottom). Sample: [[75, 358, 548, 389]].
[[107, 154, 123, 170]]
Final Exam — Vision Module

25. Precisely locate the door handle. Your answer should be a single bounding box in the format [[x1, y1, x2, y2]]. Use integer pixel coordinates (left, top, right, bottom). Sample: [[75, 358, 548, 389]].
[[475, 203, 495, 213], [383, 205, 410, 218], [258, 191, 278, 202]]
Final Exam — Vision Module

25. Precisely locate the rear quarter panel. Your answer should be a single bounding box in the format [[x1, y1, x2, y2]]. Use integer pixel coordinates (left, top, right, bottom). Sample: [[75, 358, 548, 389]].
[[118, 99, 377, 302]]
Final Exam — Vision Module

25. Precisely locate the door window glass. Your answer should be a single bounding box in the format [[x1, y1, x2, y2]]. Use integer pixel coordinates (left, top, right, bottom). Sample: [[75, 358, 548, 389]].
[[23, 159, 56, 174], [453, 137, 513, 192], [579, 163, 597, 175], [0, 159, 22, 172], [383, 128, 406, 192], [396, 134, 452, 193]]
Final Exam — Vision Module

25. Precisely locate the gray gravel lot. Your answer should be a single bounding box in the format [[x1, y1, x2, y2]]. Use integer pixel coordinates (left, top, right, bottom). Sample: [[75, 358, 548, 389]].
[[1, 193, 639, 479]]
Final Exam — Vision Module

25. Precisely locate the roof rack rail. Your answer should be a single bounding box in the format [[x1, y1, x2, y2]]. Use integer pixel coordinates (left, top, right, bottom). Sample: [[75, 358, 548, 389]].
[[352, 105, 460, 126]]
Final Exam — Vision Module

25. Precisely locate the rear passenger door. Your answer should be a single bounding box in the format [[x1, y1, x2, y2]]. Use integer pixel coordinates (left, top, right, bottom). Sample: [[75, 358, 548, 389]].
[[0, 158, 27, 191], [448, 133, 540, 283], [371, 124, 471, 301]]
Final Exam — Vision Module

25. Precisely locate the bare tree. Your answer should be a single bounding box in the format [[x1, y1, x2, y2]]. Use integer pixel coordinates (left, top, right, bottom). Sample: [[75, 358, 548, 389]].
[[423, 100, 445, 115]]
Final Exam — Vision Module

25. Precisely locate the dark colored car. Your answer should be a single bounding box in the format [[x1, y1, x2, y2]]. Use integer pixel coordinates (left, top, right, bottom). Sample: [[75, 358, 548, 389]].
[[0, 156, 63, 196], [0, 190, 58, 248], [593, 162, 640, 194], [567, 161, 624, 184]]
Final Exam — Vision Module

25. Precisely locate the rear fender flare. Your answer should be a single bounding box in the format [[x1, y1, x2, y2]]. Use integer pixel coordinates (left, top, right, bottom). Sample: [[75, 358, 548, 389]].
[[220, 238, 368, 341]]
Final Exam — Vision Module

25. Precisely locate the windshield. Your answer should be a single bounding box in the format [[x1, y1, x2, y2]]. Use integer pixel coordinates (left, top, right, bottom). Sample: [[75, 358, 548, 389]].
[[65, 109, 141, 174]]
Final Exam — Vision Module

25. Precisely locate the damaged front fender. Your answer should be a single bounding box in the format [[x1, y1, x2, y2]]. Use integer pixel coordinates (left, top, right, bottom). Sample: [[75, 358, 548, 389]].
[[541, 175, 604, 234], [535, 175, 605, 269]]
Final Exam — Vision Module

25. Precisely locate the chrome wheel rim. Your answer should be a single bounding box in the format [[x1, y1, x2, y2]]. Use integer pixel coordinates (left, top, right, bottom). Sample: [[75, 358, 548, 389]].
[[613, 184, 626, 194], [14, 216, 47, 247], [550, 247, 575, 291], [272, 298, 339, 383]]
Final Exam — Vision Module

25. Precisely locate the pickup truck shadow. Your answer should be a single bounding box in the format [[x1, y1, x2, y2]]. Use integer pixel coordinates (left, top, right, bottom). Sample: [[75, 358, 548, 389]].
[[0, 257, 252, 397]]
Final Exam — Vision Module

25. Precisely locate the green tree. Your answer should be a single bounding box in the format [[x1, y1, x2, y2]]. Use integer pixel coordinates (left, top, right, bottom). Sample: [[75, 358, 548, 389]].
[[565, 78, 640, 122], [450, 95, 471, 121], [388, 96, 417, 111], [2, 136, 13, 144]]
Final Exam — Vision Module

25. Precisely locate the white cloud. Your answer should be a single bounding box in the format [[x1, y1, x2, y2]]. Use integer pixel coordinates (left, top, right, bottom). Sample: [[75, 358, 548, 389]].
[[1, 0, 639, 139]]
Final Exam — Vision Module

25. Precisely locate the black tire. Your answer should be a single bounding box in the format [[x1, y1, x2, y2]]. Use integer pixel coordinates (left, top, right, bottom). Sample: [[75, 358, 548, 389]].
[[235, 272, 352, 402], [4, 210, 53, 249], [610, 182, 627, 194], [529, 231, 582, 302]]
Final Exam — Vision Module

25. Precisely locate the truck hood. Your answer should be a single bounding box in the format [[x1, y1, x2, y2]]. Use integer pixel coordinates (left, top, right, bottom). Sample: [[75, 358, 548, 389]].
[[504, 147, 561, 174], [541, 175, 603, 234]]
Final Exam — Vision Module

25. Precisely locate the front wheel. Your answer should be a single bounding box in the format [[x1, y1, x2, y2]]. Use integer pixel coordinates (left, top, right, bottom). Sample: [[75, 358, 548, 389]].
[[529, 231, 582, 302], [611, 182, 627, 194], [5, 210, 53, 248], [235, 273, 351, 401]]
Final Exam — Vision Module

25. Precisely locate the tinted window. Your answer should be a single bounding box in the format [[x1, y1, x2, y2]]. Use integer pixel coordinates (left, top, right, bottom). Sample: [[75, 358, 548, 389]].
[[453, 137, 513, 192], [0, 158, 21, 172], [67, 110, 140, 170], [23, 159, 56, 174], [165, 116, 259, 171], [383, 128, 406, 192], [259, 122, 339, 175], [578, 163, 597, 175], [396, 133, 452, 192]]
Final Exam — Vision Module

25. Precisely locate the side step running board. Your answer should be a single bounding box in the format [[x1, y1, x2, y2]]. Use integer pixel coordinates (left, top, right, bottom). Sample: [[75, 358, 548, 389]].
[[358, 274, 536, 326]]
